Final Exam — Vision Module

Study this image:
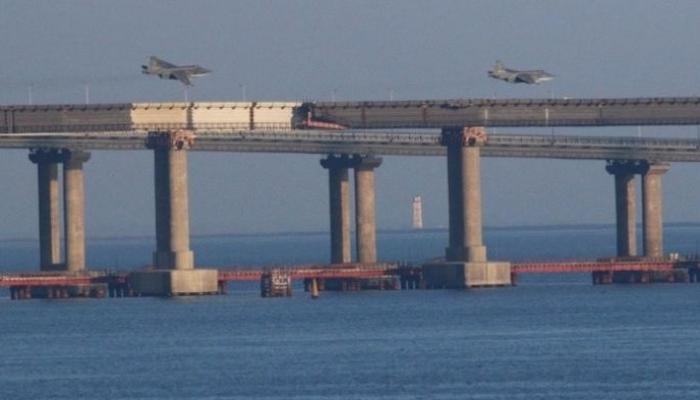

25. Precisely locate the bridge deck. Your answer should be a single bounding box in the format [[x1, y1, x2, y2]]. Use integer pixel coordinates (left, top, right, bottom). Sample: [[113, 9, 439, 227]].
[[4, 97, 700, 132], [311, 97, 700, 128], [3, 97, 700, 160], [2, 131, 700, 161]]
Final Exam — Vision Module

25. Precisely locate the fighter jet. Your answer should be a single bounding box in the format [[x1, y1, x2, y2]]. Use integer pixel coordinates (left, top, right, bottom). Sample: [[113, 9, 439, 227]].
[[141, 56, 211, 86], [487, 61, 554, 84]]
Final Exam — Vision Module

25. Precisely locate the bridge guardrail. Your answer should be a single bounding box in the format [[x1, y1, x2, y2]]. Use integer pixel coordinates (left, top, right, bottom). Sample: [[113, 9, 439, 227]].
[[3, 129, 700, 160]]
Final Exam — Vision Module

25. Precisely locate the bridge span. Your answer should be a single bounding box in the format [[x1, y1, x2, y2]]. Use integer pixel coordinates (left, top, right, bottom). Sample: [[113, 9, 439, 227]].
[[4, 97, 700, 133], [2, 97, 700, 294], [308, 97, 700, 128], [3, 131, 700, 161]]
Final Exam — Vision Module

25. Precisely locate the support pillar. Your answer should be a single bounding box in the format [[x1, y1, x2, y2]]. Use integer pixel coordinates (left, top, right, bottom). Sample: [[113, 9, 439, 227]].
[[150, 131, 194, 270], [351, 155, 382, 264], [423, 127, 510, 288], [605, 160, 644, 257], [29, 149, 63, 270], [130, 131, 217, 296], [641, 162, 669, 258], [444, 127, 486, 262], [320, 155, 353, 264], [62, 149, 90, 272]]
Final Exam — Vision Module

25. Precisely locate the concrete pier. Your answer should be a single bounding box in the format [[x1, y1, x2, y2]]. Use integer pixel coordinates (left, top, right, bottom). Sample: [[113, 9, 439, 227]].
[[605, 161, 644, 257], [320, 155, 353, 264], [444, 128, 486, 262], [152, 140, 194, 270], [131, 131, 217, 296], [29, 149, 63, 270], [351, 155, 382, 264], [641, 162, 669, 258], [424, 127, 511, 288], [62, 150, 90, 272]]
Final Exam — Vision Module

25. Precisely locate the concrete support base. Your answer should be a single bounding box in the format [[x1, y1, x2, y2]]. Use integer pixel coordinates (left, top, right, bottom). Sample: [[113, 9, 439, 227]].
[[129, 269, 219, 296], [422, 262, 512, 289]]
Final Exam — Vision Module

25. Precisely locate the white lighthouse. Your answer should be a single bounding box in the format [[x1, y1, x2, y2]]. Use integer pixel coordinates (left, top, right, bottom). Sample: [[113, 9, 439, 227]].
[[412, 196, 423, 229]]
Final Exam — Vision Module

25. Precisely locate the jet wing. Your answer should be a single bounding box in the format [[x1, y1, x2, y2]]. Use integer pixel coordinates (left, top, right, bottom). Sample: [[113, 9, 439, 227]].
[[514, 73, 537, 84], [191, 66, 211, 75], [151, 56, 177, 69], [171, 71, 192, 86]]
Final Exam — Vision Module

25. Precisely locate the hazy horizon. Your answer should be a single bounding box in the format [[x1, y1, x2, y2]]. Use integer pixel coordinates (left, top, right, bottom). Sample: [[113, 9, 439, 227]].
[[4, 220, 700, 244]]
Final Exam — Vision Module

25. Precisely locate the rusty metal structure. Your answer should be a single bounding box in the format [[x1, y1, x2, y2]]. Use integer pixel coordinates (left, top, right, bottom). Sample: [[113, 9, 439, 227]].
[[1, 258, 699, 300], [260, 269, 292, 297]]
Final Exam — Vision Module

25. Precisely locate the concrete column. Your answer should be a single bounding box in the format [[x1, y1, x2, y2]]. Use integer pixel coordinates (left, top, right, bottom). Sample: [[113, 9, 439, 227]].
[[62, 150, 91, 272], [642, 162, 669, 258], [168, 148, 192, 268], [153, 147, 170, 261], [461, 145, 485, 260], [605, 161, 644, 257], [442, 127, 487, 262], [29, 149, 62, 270], [129, 131, 220, 296], [352, 155, 382, 264], [149, 131, 195, 270], [446, 142, 464, 253], [424, 127, 511, 289], [130, 131, 218, 296], [320, 155, 353, 264]]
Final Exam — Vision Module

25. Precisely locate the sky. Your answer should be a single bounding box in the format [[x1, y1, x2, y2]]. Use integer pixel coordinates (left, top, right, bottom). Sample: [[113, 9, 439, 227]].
[[2, 0, 700, 240]]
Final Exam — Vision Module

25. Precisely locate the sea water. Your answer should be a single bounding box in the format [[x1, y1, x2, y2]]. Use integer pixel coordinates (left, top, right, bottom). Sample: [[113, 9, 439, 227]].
[[1, 226, 699, 399]]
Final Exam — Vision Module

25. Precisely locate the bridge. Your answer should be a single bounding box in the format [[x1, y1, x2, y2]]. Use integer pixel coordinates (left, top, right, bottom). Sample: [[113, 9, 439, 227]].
[[2, 97, 700, 295], [5, 97, 700, 133]]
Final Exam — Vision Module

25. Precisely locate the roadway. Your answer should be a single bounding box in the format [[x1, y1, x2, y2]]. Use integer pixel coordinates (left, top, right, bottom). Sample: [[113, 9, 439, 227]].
[[2, 130, 700, 161], [310, 97, 700, 128]]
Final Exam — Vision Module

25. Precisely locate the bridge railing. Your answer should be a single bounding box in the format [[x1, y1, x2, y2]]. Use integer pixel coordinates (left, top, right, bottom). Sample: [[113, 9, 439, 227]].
[[0, 122, 297, 134], [5, 128, 700, 149], [4, 128, 700, 161], [488, 134, 700, 149]]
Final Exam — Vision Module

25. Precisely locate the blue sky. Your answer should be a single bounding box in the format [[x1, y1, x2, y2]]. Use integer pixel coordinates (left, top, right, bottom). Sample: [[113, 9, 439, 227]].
[[2, 0, 700, 239]]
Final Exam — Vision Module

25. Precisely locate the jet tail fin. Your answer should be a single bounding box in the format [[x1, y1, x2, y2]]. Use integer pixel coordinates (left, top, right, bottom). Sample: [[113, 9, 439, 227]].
[[149, 56, 160, 69], [494, 60, 505, 72]]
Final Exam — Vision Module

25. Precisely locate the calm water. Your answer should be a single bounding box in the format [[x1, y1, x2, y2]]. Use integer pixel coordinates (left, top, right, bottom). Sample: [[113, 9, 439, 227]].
[[1, 226, 700, 399]]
